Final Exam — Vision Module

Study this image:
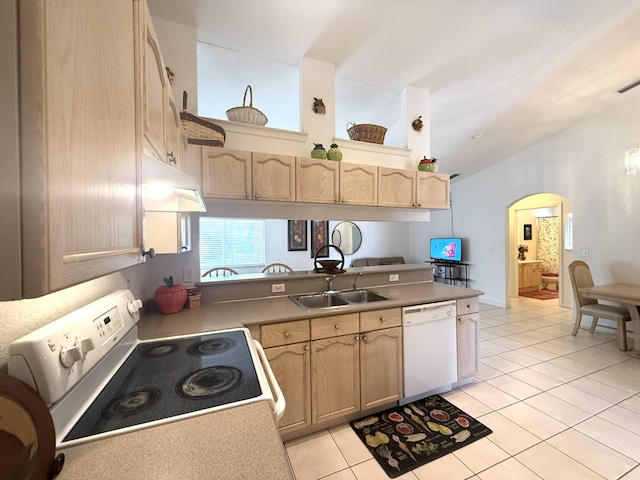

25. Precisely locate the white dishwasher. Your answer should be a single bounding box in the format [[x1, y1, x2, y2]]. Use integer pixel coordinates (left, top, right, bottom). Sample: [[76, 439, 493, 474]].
[[402, 300, 457, 402]]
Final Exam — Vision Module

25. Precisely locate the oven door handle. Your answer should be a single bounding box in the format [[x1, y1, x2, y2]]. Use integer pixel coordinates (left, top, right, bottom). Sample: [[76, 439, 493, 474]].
[[253, 340, 286, 422]]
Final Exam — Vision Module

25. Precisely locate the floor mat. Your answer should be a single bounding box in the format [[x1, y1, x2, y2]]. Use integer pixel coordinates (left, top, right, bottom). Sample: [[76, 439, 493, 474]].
[[519, 289, 559, 300], [350, 395, 492, 478]]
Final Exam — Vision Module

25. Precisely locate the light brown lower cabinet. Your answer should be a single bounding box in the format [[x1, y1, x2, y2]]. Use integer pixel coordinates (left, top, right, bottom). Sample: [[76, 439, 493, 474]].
[[456, 297, 480, 380], [261, 308, 403, 435], [359, 326, 403, 410], [311, 334, 361, 424], [264, 342, 311, 435]]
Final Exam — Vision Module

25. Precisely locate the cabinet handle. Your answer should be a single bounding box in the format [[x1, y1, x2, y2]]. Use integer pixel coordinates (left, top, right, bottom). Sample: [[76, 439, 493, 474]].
[[304, 344, 309, 351], [334, 324, 339, 330], [362, 335, 368, 341], [255, 194, 260, 199], [245, 193, 250, 198], [354, 335, 359, 340], [380, 318, 385, 323], [284, 332, 290, 337]]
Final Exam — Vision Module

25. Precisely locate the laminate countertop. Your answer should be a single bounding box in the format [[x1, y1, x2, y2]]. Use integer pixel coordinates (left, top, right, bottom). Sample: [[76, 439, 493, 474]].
[[57, 400, 294, 480], [138, 281, 483, 340]]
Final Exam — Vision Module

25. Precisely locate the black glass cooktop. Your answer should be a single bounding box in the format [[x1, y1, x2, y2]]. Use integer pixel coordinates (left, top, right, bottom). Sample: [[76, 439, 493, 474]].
[[65, 330, 262, 442]]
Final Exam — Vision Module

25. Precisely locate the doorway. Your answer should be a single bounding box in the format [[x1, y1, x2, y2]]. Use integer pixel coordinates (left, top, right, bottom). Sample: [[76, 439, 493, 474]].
[[506, 193, 572, 309]]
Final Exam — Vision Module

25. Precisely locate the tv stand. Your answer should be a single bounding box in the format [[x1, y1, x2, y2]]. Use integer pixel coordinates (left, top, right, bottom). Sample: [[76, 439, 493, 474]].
[[429, 261, 470, 288]]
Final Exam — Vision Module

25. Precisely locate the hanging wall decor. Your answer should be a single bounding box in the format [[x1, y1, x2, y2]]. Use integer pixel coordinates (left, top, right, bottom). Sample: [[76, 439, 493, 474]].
[[412, 116, 423, 132], [312, 98, 326, 114]]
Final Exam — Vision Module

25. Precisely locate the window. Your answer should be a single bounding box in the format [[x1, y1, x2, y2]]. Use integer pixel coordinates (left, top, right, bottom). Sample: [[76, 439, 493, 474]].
[[199, 218, 265, 274]]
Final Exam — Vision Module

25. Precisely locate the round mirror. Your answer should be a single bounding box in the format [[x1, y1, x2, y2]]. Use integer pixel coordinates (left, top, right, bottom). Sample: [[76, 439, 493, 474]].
[[332, 222, 362, 255]]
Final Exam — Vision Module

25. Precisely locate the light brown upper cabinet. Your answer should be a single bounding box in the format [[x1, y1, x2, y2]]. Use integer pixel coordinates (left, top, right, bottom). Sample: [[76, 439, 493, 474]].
[[296, 158, 340, 204], [17, 0, 142, 298], [416, 171, 450, 209], [252, 153, 296, 201], [339, 163, 378, 206], [141, 1, 166, 161], [378, 167, 417, 208], [202, 147, 252, 199]]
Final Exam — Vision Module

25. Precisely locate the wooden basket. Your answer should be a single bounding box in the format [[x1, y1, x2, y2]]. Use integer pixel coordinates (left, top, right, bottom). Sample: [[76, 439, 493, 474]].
[[180, 91, 226, 146], [226, 85, 268, 126], [347, 123, 387, 145]]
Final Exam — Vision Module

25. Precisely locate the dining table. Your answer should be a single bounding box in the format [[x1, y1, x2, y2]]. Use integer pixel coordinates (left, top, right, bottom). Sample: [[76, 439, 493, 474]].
[[579, 283, 640, 358]]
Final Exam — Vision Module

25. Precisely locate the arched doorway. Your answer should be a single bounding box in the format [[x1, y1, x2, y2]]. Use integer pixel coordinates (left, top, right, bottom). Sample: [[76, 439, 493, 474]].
[[506, 193, 573, 309]]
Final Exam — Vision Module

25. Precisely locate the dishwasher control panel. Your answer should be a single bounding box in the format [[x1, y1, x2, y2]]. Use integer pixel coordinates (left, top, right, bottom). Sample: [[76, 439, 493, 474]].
[[402, 300, 456, 325]]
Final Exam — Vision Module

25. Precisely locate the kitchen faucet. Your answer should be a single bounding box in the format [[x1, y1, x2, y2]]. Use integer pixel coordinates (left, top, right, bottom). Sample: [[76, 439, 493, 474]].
[[352, 272, 363, 290], [325, 275, 336, 292]]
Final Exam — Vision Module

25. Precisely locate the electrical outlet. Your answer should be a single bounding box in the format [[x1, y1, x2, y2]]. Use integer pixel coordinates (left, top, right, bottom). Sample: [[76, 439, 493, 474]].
[[390, 274, 399, 282], [183, 268, 193, 283], [272, 284, 285, 293], [125, 278, 131, 289], [582, 249, 589, 257]]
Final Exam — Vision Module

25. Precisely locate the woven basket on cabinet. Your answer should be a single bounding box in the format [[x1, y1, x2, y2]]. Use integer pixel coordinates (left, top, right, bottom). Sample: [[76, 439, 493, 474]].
[[225, 85, 268, 126], [180, 91, 226, 146], [347, 123, 387, 145]]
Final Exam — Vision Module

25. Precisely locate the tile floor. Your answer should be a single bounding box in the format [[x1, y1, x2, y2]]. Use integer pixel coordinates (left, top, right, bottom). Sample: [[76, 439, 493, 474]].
[[284, 297, 640, 480]]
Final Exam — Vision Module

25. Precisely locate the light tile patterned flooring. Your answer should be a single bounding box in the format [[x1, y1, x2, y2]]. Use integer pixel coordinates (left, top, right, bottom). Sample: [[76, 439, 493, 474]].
[[284, 297, 640, 480]]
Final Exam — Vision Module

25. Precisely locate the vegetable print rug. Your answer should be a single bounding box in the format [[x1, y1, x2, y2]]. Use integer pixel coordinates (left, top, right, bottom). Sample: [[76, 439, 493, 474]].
[[350, 395, 492, 478]]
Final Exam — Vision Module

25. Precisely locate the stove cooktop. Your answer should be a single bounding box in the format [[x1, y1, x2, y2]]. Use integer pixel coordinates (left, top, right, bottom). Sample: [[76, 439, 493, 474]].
[[64, 330, 262, 443]]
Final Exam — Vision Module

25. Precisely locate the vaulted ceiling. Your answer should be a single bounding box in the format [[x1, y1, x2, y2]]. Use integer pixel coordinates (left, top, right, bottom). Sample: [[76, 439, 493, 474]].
[[148, 0, 640, 179]]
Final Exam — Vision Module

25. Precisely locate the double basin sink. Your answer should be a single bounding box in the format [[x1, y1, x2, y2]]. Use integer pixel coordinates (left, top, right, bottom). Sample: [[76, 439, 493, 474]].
[[290, 289, 392, 311]]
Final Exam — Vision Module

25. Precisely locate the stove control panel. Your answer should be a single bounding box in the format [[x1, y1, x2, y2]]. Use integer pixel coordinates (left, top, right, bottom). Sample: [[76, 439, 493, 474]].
[[8, 289, 142, 406]]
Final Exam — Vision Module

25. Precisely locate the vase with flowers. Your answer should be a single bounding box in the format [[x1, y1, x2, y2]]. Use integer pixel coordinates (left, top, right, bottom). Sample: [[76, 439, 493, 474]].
[[517, 244, 529, 261]]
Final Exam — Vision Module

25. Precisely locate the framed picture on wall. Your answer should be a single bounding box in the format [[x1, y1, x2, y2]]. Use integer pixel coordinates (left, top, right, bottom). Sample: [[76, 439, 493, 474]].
[[287, 220, 307, 251], [311, 220, 329, 258], [523, 224, 532, 241]]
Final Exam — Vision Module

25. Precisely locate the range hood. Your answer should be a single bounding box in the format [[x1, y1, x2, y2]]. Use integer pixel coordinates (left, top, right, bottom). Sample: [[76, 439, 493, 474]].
[[142, 155, 206, 212]]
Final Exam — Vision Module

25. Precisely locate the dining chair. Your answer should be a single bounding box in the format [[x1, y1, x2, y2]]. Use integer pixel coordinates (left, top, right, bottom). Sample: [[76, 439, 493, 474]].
[[261, 263, 293, 273], [568, 260, 631, 350], [202, 267, 238, 277]]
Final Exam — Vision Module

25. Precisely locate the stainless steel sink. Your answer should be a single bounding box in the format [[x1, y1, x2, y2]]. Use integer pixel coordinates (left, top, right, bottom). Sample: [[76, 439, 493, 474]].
[[290, 293, 349, 310], [289, 289, 391, 310], [336, 289, 390, 304]]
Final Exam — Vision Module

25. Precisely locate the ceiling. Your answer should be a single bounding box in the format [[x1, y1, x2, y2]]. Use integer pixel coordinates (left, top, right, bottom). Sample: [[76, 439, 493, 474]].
[[148, 0, 640, 179]]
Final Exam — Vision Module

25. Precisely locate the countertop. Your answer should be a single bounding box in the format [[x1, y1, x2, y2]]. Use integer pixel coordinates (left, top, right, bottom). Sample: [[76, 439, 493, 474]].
[[58, 401, 294, 480], [138, 281, 483, 340]]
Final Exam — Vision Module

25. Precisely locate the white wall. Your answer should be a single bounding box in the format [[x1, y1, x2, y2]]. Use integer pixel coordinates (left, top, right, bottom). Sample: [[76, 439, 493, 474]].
[[419, 92, 640, 308]]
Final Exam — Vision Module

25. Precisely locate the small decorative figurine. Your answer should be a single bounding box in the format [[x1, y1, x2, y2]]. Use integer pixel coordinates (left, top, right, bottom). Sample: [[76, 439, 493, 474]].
[[311, 143, 327, 159], [313, 97, 326, 114], [327, 143, 342, 161], [412, 116, 423, 132]]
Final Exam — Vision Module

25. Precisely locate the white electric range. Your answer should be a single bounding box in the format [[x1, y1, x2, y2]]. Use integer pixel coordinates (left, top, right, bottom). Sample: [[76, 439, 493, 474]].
[[8, 289, 285, 448]]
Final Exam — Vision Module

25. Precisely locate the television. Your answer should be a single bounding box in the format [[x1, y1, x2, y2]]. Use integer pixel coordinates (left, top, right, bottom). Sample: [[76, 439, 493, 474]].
[[430, 238, 462, 262]]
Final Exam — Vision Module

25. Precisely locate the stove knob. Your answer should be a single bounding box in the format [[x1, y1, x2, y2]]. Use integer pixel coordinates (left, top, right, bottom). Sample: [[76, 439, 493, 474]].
[[128, 299, 143, 315], [60, 345, 82, 368], [77, 336, 95, 355]]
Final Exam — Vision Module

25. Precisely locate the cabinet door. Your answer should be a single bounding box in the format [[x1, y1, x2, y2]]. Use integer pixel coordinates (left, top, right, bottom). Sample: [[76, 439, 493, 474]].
[[265, 343, 311, 434], [142, 2, 167, 161], [202, 147, 252, 199], [311, 334, 360, 424], [339, 163, 377, 206], [252, 153, 296, 201], [415, 172, 450, 209], [457, 313, 479, 380], [296, 157, 339, 204], [378, 167, 416, 207], [20, 0, 142, 297], [360, 327, 403, 410], [164, 94, 181, 166], [532, 261, 543, 286]]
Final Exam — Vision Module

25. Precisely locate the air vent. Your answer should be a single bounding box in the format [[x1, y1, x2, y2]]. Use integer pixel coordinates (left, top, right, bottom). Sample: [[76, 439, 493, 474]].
[[450, 173, 460, 179], [616, 77, 640, 94]]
